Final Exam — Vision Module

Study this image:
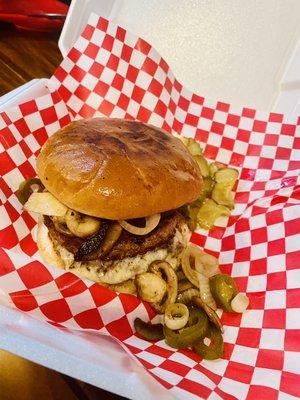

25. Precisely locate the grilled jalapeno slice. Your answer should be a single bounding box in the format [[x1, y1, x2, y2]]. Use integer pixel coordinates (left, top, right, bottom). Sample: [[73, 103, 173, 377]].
[[194, 323, 224, 360], [209, 274, 238, 312], [17, 178, 44, 205], [164, 308, 208, 349], [134, 318, 164, 341]]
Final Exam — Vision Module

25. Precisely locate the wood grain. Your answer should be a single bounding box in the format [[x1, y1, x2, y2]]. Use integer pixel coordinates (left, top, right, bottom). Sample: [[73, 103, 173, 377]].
[[0, 22, 62, 96]]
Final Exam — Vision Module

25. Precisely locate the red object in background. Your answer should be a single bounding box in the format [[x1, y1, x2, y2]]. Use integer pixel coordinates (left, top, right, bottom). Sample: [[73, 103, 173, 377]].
[[0, 0, 69, 32]]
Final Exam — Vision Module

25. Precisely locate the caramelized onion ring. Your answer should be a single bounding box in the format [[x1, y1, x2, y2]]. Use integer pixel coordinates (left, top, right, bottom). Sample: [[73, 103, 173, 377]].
[[197, 272, 217, 310], [181, 244, 220, 287], [119, 214, 160, 235], [181, 244, 203, 287], [231, 293, 249, 313]]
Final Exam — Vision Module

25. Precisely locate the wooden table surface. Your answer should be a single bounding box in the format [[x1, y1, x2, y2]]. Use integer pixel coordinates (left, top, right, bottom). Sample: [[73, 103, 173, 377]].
[[0, 22, 127, 400], [0, 22, 62, 96]]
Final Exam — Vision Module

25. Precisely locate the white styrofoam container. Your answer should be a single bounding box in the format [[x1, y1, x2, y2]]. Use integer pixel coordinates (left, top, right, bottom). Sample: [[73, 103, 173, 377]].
[[0, 305, 173, 400], [0, 79, 50, 112], [59, 0, 121, 57], [1, 1, 300, 398], [59, 0, 300, 117]]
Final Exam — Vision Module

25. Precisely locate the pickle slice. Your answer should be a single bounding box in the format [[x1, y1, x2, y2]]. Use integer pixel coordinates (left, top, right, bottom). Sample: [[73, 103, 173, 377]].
[[209, 162, 226, 177], [182, 137, 202, 155], [214, 168, 238, 183], [197, 177, 214, 204], [212, 168, 238, 209], [212, 182, 234, 209], [197, 199, 230, 230], [195, 155, 210, 177], [186, 205, 200, 231]]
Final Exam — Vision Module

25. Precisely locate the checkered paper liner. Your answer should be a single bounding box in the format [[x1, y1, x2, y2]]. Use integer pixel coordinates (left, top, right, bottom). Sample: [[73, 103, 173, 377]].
[[1, 14, 300, 399]]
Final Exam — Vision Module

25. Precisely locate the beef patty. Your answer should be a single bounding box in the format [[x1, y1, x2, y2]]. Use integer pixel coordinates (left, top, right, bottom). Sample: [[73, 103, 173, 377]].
[[44, 212, 184, 262]]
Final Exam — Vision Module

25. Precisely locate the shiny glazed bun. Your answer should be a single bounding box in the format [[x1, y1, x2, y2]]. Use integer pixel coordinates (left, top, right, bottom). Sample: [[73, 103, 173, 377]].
[[36, 118, 202, 220]]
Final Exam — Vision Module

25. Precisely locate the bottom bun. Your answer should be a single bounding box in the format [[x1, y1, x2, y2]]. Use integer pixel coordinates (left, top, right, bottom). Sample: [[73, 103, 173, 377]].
[[37, 216, 65, 268], [37, 220, 190, 285]]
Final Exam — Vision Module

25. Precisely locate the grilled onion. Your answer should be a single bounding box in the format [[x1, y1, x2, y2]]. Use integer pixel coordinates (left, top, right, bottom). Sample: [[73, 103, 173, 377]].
[[231, 293, 249, 313], [181, 244, 203, 287], [192, 296, 223, 332], [197, 272, 217, 310], [119, 214, 160, 235], [24, 192, 68, 217], [177, 288, 200, 304], [181, 244, 220, 287]]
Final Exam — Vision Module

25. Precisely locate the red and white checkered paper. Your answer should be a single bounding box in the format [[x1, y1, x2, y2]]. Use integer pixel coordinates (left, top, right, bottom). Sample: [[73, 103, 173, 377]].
[[1, 14, 300, 399]]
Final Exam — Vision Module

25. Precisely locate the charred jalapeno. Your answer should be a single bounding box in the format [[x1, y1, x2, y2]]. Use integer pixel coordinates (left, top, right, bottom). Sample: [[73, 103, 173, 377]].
[[163, 307, 208, 349], [134, 318, 164, 341], [209, 274, 238, 312], [193, 323, 224, 360], [17, 178, 44, 205]]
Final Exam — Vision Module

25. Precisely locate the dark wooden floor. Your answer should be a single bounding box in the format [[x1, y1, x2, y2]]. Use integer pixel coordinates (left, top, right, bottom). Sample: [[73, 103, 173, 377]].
[[0, 22, 62, 96]]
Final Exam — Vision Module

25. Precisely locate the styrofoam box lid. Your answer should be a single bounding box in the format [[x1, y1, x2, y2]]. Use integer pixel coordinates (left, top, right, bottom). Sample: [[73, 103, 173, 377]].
[[59, 0, 300, 116]]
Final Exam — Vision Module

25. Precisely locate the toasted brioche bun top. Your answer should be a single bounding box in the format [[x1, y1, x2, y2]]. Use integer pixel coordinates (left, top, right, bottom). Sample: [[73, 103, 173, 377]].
[[36, 118, 202, 220]]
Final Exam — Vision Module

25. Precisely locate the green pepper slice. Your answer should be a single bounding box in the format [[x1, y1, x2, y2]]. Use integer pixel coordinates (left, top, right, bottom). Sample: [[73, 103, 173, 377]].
[[209, 274, 238, 312], [164, 308, 208, 349], [16, 178, 45, 205], [134, 318, 164, 341], [193, 323, 224, 360]]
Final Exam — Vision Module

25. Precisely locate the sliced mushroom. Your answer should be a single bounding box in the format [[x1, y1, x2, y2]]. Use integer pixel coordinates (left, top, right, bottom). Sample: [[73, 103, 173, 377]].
[[65, 210, 101, 238], [135, 272, 167, 303], [108, 279, 137, 296], [101, 222, 122, 255], [74, 221, 109, 261], [149, 261, 178, 314], [52, 216, 74, 236]]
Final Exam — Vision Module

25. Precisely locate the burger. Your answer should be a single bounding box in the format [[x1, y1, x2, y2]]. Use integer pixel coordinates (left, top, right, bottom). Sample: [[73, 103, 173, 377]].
[[25, 118, 202, 292]]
